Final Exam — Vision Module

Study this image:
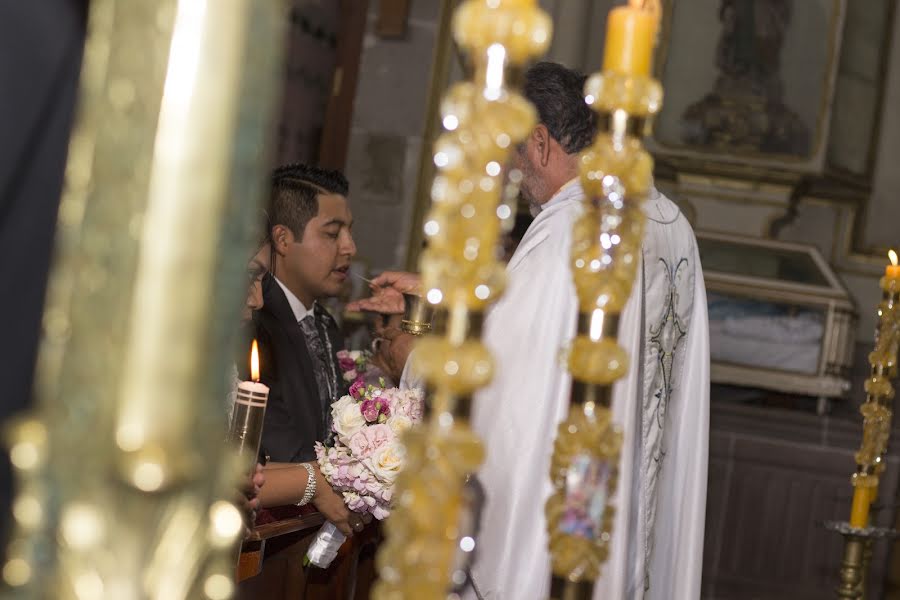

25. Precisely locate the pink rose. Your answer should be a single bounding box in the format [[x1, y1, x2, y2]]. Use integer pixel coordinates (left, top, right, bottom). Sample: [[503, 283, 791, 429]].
[[339, 356, 357, 372], [347, 424, 394, 458], [360, 397, 391, 423], [349, 379, 366, 400]]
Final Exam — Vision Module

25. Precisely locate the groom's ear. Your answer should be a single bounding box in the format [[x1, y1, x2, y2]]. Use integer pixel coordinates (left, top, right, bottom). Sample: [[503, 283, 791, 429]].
[[271, 224, 292, 257]]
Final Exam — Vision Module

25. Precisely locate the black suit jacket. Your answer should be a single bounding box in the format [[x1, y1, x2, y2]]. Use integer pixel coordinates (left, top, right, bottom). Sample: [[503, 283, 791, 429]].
[[245, 275, 344, 463]]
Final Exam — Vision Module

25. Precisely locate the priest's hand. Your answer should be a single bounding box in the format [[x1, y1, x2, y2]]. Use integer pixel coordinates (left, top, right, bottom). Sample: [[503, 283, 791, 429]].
[[346, 271, 421, 315], [376, 327, 416, 382], [312, 467, 354, 537]]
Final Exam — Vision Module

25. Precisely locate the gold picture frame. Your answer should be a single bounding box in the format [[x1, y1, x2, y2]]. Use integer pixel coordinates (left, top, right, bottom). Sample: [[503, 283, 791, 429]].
[[649, 0, 846, 174]]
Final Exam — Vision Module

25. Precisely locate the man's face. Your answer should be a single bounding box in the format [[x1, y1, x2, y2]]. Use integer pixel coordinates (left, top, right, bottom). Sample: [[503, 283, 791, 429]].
[[513, 140, 546, 216], [280, 193, 356, 304]]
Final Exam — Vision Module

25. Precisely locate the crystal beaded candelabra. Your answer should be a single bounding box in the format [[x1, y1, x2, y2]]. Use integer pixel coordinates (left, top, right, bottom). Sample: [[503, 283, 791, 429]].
[[834, 264, 900, 599], [372, 1, 551, 598], [545, 4, 663, 598]]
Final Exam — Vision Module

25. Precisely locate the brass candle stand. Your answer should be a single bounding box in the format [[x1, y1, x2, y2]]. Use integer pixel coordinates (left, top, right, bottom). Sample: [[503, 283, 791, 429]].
[[372, 1, 551, 597], [831, 273, 900, 599], [544, 55, 663, 600], [825, 521, 899, 600]]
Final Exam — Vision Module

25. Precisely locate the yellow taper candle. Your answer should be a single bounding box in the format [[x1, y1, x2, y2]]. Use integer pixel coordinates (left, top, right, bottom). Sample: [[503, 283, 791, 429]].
[[887, 250, 900, 279], [849, 486, 870, 528], [602, 0, 659, 76]]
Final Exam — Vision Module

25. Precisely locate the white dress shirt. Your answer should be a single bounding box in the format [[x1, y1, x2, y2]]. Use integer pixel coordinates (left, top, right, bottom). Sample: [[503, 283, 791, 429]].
[[274, 276, 315, 322]]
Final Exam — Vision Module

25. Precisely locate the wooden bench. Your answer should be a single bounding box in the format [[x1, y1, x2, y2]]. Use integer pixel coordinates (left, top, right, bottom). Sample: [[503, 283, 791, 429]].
[[238, 506, 382, 599]]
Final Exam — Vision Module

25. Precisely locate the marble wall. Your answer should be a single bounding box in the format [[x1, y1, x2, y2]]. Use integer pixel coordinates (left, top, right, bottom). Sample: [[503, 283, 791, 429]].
[[342, 1, 442, 274]]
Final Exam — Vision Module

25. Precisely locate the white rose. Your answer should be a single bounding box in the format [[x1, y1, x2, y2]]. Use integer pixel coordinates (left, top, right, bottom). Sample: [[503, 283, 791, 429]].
[[342, 369, 358, 382], [333, 401, 366, 443], [330, 395, 353, 424], [349, 350, 362, 361], [368, 444, 405, 483], [387, 414, 412, 436]]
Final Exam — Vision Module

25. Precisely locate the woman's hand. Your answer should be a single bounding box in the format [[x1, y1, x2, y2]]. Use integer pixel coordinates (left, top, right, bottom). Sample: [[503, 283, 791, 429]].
[[250, 463, 265, 509], [238, 463, 266, 531], [311, 465, 357, 536]]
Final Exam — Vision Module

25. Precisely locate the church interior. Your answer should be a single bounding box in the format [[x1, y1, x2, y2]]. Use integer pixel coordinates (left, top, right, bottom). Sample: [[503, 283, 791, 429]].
[[1, 1, 899, 599]]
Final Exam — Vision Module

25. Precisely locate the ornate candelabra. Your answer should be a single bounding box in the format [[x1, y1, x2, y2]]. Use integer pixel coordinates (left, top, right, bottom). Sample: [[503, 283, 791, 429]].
[[372, 1, 551, 597], [545, 2, 662, 598], [2, 2, 285, 598], [831, 255, 900, 599]]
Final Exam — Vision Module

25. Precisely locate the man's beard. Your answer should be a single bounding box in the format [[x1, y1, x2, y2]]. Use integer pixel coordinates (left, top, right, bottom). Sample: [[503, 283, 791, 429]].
[[515, 154, 543, 217], [527, 195, 542, 217]]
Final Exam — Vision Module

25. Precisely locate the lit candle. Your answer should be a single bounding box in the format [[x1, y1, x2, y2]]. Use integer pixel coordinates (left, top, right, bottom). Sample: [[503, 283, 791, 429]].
[[228, 340, 269, 475], [887, 250, 900, 279], [602, 0, 660, 76]]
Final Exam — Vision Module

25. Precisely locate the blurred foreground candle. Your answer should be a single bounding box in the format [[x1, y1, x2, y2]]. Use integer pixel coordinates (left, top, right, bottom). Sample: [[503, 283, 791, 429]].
[[228, 340, 269, 475], [543, 0, 664, 596], [602, 0, 660, 76]]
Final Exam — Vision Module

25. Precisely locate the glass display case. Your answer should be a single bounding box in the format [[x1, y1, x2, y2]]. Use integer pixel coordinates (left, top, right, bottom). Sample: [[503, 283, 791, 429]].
[[698, 232, 857, 408]]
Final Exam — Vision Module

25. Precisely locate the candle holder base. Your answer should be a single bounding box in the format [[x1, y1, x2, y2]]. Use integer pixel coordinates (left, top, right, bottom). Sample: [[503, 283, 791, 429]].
[[824, 521, 899, 599]]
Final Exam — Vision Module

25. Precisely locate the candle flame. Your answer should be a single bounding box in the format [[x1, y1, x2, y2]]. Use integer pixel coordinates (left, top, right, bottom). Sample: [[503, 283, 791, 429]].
[[890, 249, 898, 267], [250, 339, 260, 382]]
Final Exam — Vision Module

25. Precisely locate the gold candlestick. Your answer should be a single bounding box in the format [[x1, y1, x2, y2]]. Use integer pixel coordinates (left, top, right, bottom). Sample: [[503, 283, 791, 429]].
[[833, 255, 900, 599], [372, 1, 551, 597], [545, 3, 663, 597], [2, 1, 286, 597]]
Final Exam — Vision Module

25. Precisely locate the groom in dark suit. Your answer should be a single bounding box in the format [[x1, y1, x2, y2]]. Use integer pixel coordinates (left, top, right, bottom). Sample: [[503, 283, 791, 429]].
[[249, 164, 356, 464]]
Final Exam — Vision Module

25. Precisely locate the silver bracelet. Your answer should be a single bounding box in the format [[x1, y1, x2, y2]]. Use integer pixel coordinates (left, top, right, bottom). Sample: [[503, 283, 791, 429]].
[[297, 463, 316, 506]]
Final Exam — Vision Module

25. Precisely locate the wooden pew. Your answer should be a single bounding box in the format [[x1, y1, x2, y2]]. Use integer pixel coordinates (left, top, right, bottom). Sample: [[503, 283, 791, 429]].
[[238, 506, 382, 599]]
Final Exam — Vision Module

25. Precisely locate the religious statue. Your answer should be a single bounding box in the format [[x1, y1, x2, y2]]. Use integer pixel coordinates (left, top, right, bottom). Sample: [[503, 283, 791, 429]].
[[682, 0, 810, 156]]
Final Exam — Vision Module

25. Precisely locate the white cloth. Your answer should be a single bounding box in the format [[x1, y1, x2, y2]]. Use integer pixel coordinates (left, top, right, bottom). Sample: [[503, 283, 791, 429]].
[[399, 348, 425, 392], [273, 276, 314, 321], [466, 183, 710, 600]]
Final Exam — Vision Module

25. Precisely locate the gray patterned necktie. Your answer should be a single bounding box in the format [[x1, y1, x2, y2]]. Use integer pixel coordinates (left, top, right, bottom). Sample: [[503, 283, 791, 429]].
[[299, 313, 336, 437]]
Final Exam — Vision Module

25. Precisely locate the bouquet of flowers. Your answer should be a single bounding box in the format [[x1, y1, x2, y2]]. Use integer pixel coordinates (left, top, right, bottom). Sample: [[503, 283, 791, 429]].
[[305, 352, 424, 567], [316, 382, 423, 518]]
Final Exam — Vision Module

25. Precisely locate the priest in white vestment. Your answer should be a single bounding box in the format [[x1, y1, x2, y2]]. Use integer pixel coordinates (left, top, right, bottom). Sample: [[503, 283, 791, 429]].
[[467, 181, 708, 600], [351, 62, 709, 600]]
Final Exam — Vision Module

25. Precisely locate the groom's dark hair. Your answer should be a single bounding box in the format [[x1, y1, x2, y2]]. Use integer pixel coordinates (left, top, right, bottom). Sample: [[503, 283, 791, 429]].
[[523, 62, 597, 155], [269, 163, 349, 241]]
